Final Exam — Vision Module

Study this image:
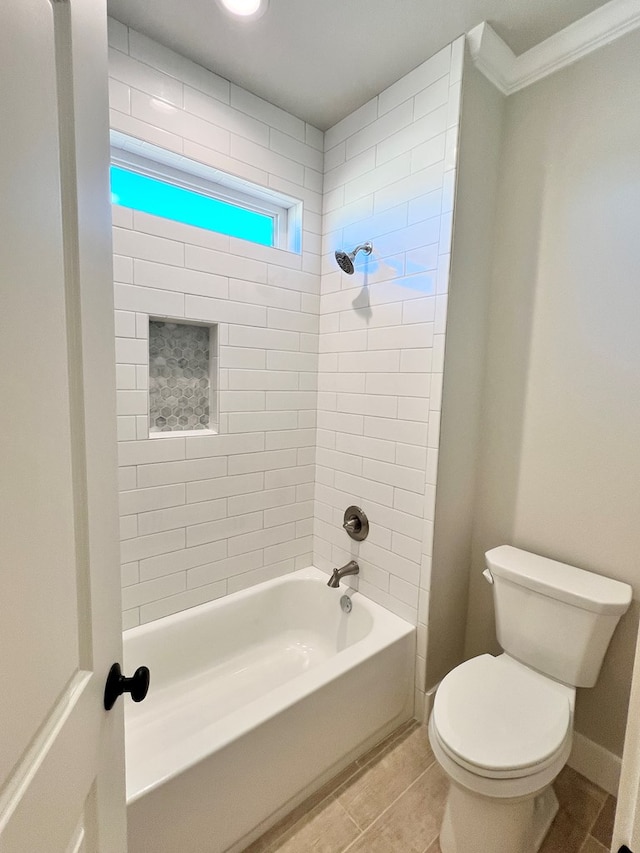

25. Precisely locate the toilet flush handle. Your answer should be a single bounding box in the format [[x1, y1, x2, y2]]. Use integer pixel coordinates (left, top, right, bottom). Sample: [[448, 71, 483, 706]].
[[483, 568, 494, 585]]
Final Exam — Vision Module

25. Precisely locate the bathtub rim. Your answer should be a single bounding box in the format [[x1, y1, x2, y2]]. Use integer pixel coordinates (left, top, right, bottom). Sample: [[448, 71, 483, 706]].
[[124, 566, 415, 805]]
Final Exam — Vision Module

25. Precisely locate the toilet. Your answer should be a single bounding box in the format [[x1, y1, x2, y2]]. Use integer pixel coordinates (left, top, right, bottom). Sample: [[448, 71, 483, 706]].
[[429, 545, 631, 853]]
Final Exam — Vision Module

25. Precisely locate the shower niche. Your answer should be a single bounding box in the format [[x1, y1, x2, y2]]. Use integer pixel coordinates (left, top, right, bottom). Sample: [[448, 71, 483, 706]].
[[148, 318, 219, 435]]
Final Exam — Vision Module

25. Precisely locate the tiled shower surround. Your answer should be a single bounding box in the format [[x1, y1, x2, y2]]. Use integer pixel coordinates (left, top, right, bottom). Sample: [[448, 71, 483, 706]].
[[109, 18, 463, 712], [149, 321, 212, 432]]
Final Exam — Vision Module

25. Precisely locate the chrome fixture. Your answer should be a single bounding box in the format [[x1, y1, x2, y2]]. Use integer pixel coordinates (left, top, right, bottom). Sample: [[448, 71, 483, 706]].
[[335, 241, 373, 275], [343, 506, 369, 541], [327, 560, 360, 588], [340, 594, 353, 613]]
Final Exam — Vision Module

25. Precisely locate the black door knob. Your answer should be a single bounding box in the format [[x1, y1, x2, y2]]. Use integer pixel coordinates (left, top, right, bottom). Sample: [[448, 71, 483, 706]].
[[104, 662, 150, 710]]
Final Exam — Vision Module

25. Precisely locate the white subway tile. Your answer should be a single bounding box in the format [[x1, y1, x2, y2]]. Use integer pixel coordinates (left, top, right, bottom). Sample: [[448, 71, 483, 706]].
[[132, 91, 232, 156], [365, 415, 428, 447], [228, 411, 298, 433], [270, 128, 323, 171], [116, 364, 137, 390], [122, 572, 186, 610], [120, 528, 186, 564], [186, 432, 264, 459], [113, 254, 134, 283], [138, 456, 227, 487], [184, 294, 266, 327], [119, 483, 185, 516], [187, 510, 263, 548], [229, 325, 299, 351], [140, 539, 228, 581], [109, 78, 130, 114], [450, 36, 465, 85], [324, 97, 378, 151], [414, 77, 450, 120], [305, 123, 324, 151], [187, 550, 263, 588], [119, 466, 137, 491], [134, 259, 228, 299], [228, 486, 296, 515], [117, 390, 147, 416], [109, 48, 183, 107], [121, 561, 139, 587], [115, 336, 147, 364], [140, 581, 226, 623], [110, 109, 184, 155], [112, 227, 184, 266], [378, 45, 451, 115], [374, 161, 444, 212], [185, 243, 267, 284], [344, 153, 411, 204], [230, 135, 304, 185], [227, 522, 294, 557], [187, 472, 263, 503], [117, 416, 137, 442], [227, 560, 295, 594], [230, 83, 305, 141], [120, 515, 138, 541], [228, 449, 297, 475], [229, 279, 300, 311], [184, 85, 269, 146], [266, 391, 316, 411], [139, 498, 226, 536], [412, 133, 447, 173], [114, 283, 185, 317], [264, 465, 314, 488], [118, 437, 185, 467], [128, 30, 230, 103], [393, 488, 425, 518], [136, 211, 225, 250], [107, 18, 128, 52]]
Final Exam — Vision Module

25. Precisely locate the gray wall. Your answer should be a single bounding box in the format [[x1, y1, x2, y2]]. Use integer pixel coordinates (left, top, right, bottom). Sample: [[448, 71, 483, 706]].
[[427, 61, 505, 688], [465, 29, 640, 757]]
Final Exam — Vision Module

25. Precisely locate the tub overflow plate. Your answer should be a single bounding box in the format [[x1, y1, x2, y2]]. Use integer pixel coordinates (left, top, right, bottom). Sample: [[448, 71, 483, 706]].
[[340, 594, 352, 613]]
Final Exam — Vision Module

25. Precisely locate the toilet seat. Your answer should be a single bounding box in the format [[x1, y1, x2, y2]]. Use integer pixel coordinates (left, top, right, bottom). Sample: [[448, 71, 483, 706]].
[[432, 654, 573, 781]]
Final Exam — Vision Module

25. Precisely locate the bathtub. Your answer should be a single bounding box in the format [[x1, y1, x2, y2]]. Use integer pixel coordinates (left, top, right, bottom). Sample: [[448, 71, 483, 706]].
[[124, 566, 415, 853]]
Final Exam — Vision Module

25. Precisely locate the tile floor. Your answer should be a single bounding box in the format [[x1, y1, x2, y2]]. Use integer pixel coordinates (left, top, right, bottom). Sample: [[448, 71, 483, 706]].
[[244, 721, 617, 853]]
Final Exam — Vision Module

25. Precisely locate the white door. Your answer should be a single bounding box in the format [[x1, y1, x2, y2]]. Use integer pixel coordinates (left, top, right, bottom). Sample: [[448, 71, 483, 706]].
[[0, 1, 127, 851], [614, 621, 640, 853]]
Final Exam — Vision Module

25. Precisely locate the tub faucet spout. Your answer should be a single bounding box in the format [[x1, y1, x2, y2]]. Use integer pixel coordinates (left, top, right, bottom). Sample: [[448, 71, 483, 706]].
[[327, 560, 359, 588]]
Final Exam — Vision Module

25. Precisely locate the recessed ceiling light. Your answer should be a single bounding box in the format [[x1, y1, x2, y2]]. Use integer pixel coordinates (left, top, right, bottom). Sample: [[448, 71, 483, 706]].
[[217, 0, 268, 20]]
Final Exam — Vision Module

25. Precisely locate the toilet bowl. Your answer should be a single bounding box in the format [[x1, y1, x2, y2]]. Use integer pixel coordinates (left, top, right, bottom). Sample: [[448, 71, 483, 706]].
[[429, 654, 573, 853], [429, 545, 631, 853]]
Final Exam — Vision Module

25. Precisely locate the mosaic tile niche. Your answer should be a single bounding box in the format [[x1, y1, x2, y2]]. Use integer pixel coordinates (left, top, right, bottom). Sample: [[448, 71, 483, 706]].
[[149, 320, 217, 433]]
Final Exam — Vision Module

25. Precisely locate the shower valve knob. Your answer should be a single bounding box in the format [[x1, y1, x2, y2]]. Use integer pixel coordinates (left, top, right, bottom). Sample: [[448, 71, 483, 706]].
[[103, 662, 150, 710], [343, 506, 369, 541]]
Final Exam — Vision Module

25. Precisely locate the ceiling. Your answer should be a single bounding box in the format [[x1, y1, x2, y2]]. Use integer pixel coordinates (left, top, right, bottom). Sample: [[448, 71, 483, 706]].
[[107, 0, 611, 130]]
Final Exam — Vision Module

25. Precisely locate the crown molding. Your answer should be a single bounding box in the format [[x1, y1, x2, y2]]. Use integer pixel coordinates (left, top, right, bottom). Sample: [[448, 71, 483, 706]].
[[467, 0, 640, 96]]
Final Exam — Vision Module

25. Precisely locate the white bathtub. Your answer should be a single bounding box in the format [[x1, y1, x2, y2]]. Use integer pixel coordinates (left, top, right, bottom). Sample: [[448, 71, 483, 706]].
[[124, 567, 415, 852]]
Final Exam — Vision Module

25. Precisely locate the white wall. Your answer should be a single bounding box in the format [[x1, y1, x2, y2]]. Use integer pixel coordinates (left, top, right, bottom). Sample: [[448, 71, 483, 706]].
[[107, 19, 322, 627], [314, 39, 464, 716], [465, 28, 640, 757]]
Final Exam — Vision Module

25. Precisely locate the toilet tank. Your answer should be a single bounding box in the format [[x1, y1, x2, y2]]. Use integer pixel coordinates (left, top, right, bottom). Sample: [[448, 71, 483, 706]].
[[485, 546, 632, 688]]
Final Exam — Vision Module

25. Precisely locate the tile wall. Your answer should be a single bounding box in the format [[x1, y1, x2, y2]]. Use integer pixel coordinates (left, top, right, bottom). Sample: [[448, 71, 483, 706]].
[[107, 19, 323, 627], [314, 39, 464, 716], [108, 18, 466, 710]]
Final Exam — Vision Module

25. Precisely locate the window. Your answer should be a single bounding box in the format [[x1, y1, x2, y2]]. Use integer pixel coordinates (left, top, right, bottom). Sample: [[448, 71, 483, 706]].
[[110, 132, 301, 251]]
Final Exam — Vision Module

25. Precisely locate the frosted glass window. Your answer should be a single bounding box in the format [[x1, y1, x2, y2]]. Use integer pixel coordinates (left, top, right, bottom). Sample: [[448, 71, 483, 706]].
[[111, 166, 274, 246]]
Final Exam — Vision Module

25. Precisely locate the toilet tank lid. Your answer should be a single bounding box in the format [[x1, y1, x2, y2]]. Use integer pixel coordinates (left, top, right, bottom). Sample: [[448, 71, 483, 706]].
[[485, 546, 632, 615]]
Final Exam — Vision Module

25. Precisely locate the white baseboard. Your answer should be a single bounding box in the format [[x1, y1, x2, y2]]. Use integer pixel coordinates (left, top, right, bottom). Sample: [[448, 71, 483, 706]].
[[568, 731, 621, 797]]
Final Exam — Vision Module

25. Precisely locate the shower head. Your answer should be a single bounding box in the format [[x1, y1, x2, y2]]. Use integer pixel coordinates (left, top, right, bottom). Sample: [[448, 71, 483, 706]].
[[335, 241, 373, 275]]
